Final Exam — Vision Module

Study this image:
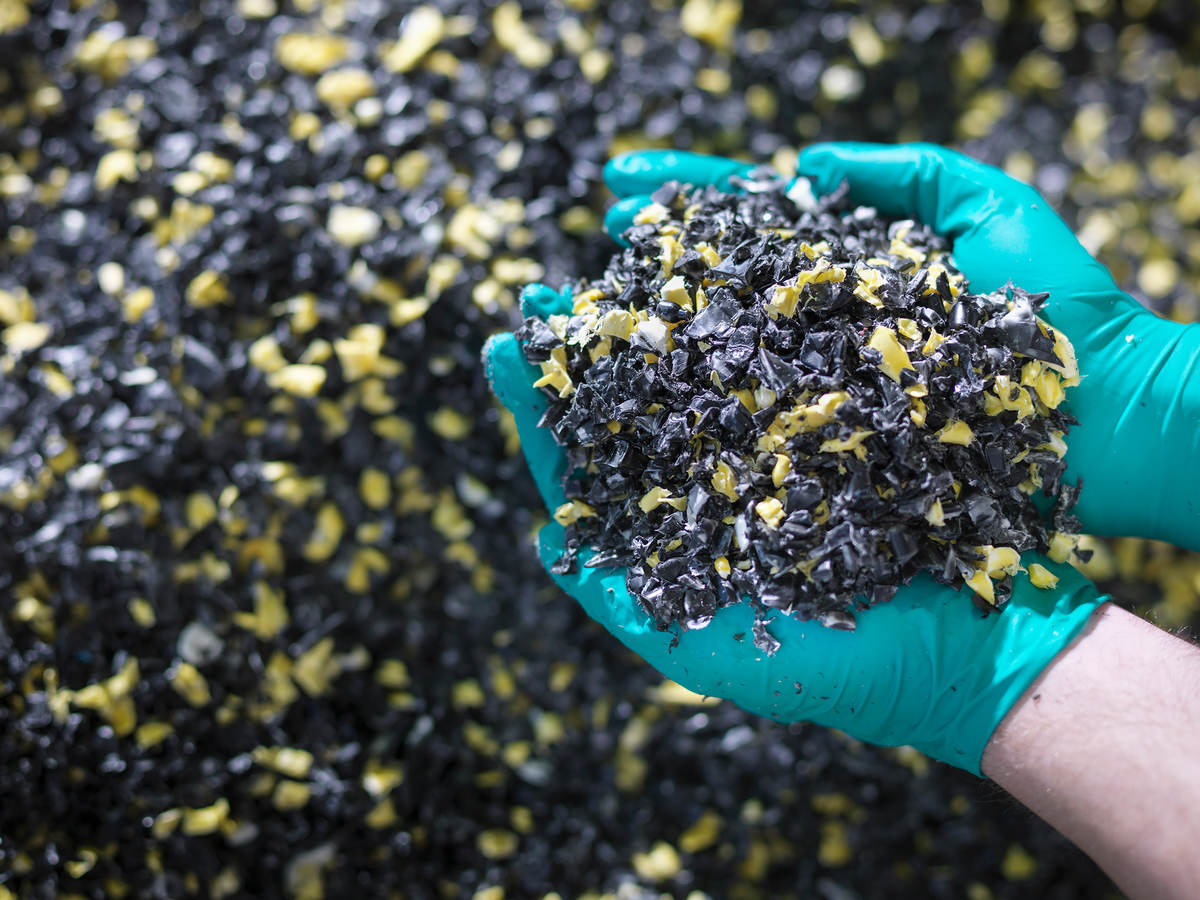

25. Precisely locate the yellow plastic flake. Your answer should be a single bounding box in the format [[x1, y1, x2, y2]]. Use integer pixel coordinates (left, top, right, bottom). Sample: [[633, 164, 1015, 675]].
[[964, 569, 996, 604], [191, 151, 233, 183], [714, 556, 731, 578], [820, 429, 874, 455], [936, 419, 974, 445], [334, 323, 388, 381], [553, 500, 596, 525], [695, 242, 722, 267], [478, 828, 519, 860], [95, 148, 139, 191], [293, 637, 340, 697], [268, 364, 326, 398], [345, 547, 386, 595], [428, 406, 472, 440], [888, 223, 927, 266], [181, 798, 230, 836], [597, 309, 636, 340], [58, 658, 140, 736], [1001, 844, 1037, 881], [977, 545, 1021, 577], [0, 0, 30, 32], [571, 288, 605, 314], [303, 503, 345, 562], [755, 497, 785, 529], [93, 105, 140, 149], [867, 325, 914, 382], [767, 257, 846, 317], [362, 757, 405, 796], [757, 390, 849, 451], [983, 374, 1035, 420], [185, 270, 230, 307], [185, 492, 217, 531], [237, 0, 276, 18], [711, 460, 739, 501], [233, 581, 290, 640], [3, 321, 51, 352], [1044, 324, 1080, 383], [492, 2, 552, 68], [327, 204, 382, 246], [316, 67, 375, 114], [732, 388, 756, 412], [852, 263, 886, 307], [390, 297, 431, 327], [896, 318, 921, 341], [359, 468, 391, 510], [365, 797, 398, 829], [1039, 429, 1068, 459], [921, 328, 948, 356], [383, 5, 445, 72], [168, 662, 212, 707], [579, 46, 612, 82], [771, 453, 791, 488], [696, 67, 731, 94], [1027, 563, 1060, 589], [1020, 360, 1066, 409], [634, 202, 671, 226], [657, 234, 683, 276], [631, 840, 683, 882], [289, 111, 321, 141], [925, 498, 946, 527], [252, 746, 315, 779], [679, 810, 724, 853], [272, 780, 312, 811], [639, 486, 685, 513], [123, 286, 155, 323], [660, 275, 693, 311], [275, 33, 351, 76], [0, 288, 33, 326], [128, 597, 156, 627], [74, 29, 157, 82], [135, 721, 173, 749], [680, 0, 742, 50], [1048, 531, 1079, 563], [533, 346, 574, 398]]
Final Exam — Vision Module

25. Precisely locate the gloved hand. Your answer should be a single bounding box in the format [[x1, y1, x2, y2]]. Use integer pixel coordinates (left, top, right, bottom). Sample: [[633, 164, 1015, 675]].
[[482, 142, 1191, 774]]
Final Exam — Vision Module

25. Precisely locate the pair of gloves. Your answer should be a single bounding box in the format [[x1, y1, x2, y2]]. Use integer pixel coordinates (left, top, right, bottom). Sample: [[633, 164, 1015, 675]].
[[483, 143, 1200, 774]]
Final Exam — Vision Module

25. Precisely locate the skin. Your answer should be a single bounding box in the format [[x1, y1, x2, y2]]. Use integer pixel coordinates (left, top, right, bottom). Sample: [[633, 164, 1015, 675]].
[[982, 603, 1200, 900]]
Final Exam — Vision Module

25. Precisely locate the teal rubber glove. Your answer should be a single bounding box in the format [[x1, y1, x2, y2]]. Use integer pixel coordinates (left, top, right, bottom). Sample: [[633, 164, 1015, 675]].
[[484, 278, 1105, 775], [606, 145, 1200, 551]]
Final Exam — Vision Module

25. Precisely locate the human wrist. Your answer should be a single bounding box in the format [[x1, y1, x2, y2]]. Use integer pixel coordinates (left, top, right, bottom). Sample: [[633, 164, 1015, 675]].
[[903, 558, 1105, 773], [982, 603, 1200, 900]]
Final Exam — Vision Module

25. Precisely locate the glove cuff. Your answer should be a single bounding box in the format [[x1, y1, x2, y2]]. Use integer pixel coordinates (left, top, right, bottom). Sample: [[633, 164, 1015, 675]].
[[912, 560, 1107, 775]]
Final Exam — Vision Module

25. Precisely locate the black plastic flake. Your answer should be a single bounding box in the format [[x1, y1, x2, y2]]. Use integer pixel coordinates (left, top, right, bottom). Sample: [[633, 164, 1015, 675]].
[[521, 177, 1083, 632]]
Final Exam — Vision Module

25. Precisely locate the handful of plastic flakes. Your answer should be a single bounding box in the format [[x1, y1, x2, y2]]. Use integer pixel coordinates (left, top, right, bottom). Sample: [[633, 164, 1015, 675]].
[[518, 174, 1083, 646]]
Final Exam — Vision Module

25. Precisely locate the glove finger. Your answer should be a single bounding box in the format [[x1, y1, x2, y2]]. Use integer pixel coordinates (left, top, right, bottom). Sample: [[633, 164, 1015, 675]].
[[535, 522, 783, 704], [481, 332, 567, 511], [603, 194, 652, 244], [795, 142, 1121, 301], [604, 150, 756, 197], [519, 282, 573, 320]]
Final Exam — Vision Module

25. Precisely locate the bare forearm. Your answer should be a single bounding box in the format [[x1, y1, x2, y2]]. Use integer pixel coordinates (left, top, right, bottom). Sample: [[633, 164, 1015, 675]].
[[982, 603, 1200, 900]]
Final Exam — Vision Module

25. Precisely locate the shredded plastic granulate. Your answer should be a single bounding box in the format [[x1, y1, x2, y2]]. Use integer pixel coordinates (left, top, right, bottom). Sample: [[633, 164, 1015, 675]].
[[0, 0, 1194, 895], [521, 176, 1083, 638]]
